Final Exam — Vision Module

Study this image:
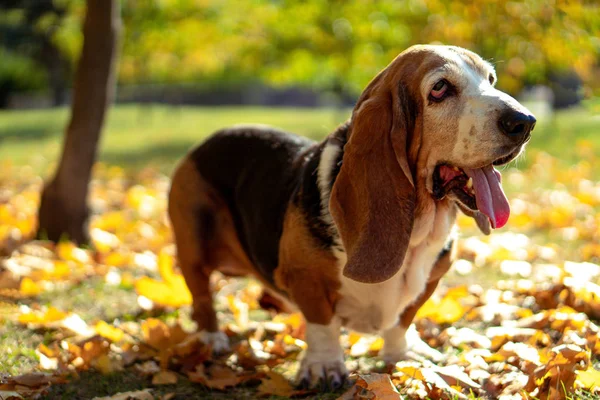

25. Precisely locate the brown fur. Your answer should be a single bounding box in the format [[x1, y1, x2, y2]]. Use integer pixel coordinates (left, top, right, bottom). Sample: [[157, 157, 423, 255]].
[[274, 205, 341, 325], [329, 47, 450, 284]]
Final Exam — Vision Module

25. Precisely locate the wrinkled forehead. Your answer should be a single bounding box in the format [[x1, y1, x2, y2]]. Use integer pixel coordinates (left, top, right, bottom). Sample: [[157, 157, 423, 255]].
[[420, 47, 496, 94]]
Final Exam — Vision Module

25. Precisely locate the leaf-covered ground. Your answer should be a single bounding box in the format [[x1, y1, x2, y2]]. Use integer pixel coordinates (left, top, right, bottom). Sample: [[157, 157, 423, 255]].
[[1, 149, 600, 399]]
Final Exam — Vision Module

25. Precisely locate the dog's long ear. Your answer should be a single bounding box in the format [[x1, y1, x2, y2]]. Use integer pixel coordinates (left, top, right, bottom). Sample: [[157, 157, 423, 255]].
[[330, 76, 417, 284]]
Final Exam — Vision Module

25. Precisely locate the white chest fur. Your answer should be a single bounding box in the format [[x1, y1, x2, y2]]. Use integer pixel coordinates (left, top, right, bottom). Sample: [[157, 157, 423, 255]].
[[333, 204, 456, 334]]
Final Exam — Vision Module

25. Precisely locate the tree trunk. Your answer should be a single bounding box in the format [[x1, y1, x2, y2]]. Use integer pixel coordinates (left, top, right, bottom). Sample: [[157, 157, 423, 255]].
[[37, 0, 120, 245]]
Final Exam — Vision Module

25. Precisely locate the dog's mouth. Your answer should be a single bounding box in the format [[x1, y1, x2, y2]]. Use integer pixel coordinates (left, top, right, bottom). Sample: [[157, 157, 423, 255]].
[[433, 161, 511, 229]]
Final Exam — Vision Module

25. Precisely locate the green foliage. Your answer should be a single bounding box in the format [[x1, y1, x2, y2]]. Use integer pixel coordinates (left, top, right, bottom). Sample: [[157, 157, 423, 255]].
[[2, 0, 600, 96], [115, 0, 600, 95], [0, 49, 47, 105]]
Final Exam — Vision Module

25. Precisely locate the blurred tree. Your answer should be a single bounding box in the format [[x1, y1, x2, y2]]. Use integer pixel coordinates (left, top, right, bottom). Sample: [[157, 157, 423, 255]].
[[114, 0, 599, 97], [37, 0, 120, 244], [0, 0, 72, 106], [2, 0, 598, 103]]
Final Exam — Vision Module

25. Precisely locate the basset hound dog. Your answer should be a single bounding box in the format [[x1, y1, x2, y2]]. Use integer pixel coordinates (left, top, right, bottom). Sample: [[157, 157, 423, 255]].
[[168, 44, 536, 389]]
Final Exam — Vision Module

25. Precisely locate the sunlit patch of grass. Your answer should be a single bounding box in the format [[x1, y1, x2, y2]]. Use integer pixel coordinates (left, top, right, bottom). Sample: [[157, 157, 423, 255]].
[[0, 321, 42, 375], [0, 105, 348, 175], [0, 104, 598, 176]]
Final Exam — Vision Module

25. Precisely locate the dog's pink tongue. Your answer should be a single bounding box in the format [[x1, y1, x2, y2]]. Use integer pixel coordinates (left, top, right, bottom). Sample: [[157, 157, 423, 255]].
[[464, 165, 510, 229]]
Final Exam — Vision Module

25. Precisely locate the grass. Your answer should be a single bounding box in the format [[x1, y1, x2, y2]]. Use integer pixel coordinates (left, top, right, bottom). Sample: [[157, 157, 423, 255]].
[[0, 101, 598, 176], [0, 105, 348, 174]]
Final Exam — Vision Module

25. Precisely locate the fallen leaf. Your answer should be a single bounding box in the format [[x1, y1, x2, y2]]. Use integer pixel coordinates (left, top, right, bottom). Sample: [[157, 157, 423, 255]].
[[18, 307, 67, 325], [0, 391, 24, 400], [18, 277, 42, 296], [256, 370, 307, 397], [152, 370, 178, 385], [134, 250, 192, 307], [354, 373, 400, 399], [95, 321, 126, 343], [188, 364, 250, 391], [576, 366, 600, 390]]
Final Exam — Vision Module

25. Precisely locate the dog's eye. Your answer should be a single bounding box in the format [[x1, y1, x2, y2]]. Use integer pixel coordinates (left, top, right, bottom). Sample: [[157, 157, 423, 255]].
[[430, 80, 449, 101]]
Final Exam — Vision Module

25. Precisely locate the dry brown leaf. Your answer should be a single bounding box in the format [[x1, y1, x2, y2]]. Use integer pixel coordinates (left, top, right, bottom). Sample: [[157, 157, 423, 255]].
[[256, 370, 308, 397], [134, 361, 161, 377], [152, 370, 178, 385], [0, 391, 24, 400], [188, 364, 248, 391], [353, 373, 401, 399]]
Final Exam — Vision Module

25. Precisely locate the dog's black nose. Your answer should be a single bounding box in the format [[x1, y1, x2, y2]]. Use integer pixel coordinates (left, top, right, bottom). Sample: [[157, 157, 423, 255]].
[[498, 110, 536, 139]]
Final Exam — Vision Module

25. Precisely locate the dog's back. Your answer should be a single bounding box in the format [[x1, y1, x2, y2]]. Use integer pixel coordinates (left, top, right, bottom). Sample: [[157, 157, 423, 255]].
[[171, 126, 313, 285]]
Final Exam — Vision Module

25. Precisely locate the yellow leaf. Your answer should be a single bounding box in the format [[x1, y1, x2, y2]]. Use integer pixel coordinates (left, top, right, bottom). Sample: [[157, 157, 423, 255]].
[[370, 337, 384, 353], [18, 307, 67, 325], [95, 321, 125, 343], [104, 252, 131, 268], [48, 261, 71, 280], [272, 312, 304, 331], [134, 249, 191, 307], [445, 285, 470, 299], [348, 332, 362, 346], [134, 275, 192, 307], [19, 278, 42, 296], [416, 295, 466, 324], [56, 241, 91, 264], [577, 366, 600, 390]]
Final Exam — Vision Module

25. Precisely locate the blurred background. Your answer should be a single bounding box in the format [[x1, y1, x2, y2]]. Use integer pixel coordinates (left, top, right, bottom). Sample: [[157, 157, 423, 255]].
[[0, 0, 598, 172]]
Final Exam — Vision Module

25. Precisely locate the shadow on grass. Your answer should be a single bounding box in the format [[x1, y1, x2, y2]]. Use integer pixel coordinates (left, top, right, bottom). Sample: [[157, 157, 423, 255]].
[[42, 370, 343, 400], [0, 124, 63, 144], [42, 369, 239, 400], [100, 142, 196, 172]]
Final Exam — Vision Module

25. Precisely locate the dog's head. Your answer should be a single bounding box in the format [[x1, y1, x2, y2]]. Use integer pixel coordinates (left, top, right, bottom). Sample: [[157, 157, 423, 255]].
[[330, 45, 535, 284]]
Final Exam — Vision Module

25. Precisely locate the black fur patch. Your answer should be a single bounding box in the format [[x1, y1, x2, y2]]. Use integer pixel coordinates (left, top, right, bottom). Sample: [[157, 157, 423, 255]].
[[437, 239, 454, 259], [188, 123, 349, 284], [190, 126, 313, 284]]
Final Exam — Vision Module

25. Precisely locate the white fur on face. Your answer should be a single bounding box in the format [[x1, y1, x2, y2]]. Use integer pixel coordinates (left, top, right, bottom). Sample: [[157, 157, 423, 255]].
[[419, 47, 530, 174]]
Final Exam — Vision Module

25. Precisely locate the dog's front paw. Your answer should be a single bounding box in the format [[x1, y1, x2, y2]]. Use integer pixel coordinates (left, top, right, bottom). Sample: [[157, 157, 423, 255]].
[[199, 330, 230, 354], [296, 356, 348, 391]]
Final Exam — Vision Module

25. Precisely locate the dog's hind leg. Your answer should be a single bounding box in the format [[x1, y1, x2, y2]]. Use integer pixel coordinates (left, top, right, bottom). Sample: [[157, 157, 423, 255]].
[[168, 159, 229, 353]]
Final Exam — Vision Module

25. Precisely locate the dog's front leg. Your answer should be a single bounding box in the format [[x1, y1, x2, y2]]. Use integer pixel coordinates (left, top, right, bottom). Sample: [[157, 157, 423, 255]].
[[381, 246, 453, 364], [297, 317, 347, 390]]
